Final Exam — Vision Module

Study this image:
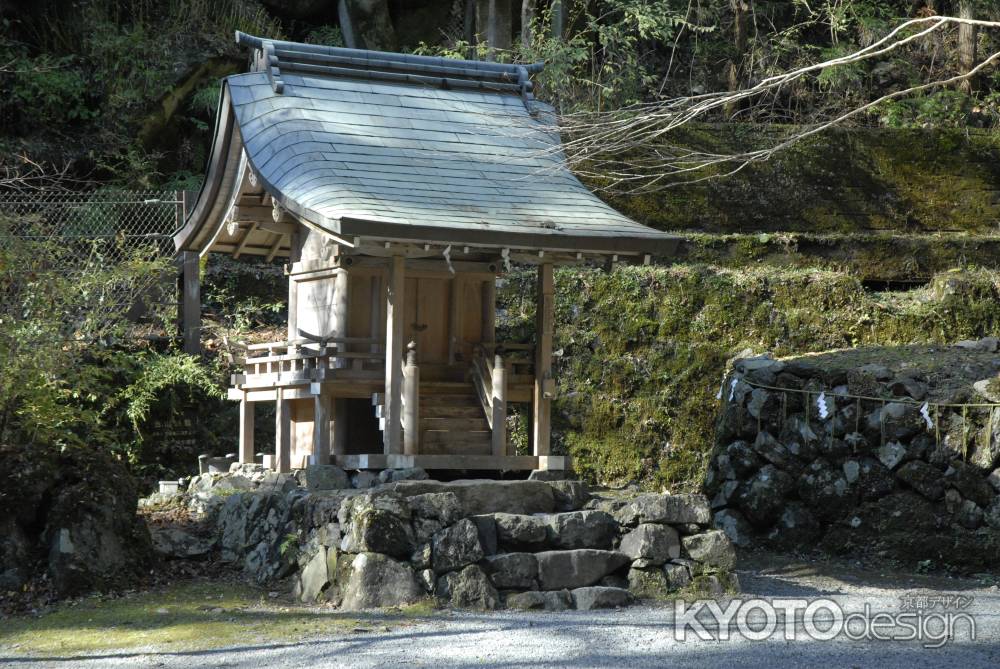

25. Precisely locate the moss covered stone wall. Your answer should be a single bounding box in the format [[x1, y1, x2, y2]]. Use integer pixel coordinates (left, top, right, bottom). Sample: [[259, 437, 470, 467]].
[[601, 126, 1000, 235], [499, 265, 1000, 491]]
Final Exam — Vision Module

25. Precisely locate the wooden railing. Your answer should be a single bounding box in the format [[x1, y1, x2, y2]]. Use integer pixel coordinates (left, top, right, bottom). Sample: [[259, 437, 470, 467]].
[[233, 336, 384, 388], [473, 343, 530, 457]]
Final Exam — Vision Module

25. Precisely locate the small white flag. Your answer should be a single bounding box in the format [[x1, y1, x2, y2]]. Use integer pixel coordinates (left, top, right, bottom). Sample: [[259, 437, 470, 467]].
[[715, 373, 727, 401], [817, 392, 829, 419], [920, 402, 934, 430], [442, 245, 455, 275], [501, 247, 512, 273], [728, 378, 738, 402]]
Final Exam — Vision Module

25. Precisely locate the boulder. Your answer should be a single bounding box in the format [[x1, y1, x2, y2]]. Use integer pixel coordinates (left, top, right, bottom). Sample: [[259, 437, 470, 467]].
[[988, 468, 1000, 493], [506, 589, 574, 611], [340, 552, 424, 610], [614, 494, 711, 526], [855, 458, 896, 501], [797, 460, 855, 522], [392, 480, 555, 515], [409, 492, 463, 543], [150, 527, 215, 559], [726, 440, 762, 478], [946, 462, 995, 508], [734, 465, 795, 527], [663, 562, 692, 589], [379, 467, 429, 484], [681, 530, 737, 571], [549, 480, 590, 511], [618, 523, 680, 565], [300, 465, 350, 491], [469, 515, 498, 556], [431, 518, 484, 573], [482, 552, 538, 590], [956, 500, 984, 530], [293, 546, 337, 603], [572, 586, 633, 610], [984, 499, 1000, 530], [342, 493, 413, 559], [494, 513, 549, 549], [535, 550, 630, 590], [351, 471, 379, 489], [712, 509, 753, 548], [751, 432, 799, 472], [876, 442, 907, 471], [896, 461, 945, 501], [627, 567, 670, 599], [766, 503, 821, 549], [545, 511, 618, 550], [435, 565, 500, 609]]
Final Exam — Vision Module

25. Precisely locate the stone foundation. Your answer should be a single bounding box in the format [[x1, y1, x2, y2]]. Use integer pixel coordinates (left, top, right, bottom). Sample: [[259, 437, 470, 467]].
[[708, 348, 1000, 571], [146, 466, 738, 610]]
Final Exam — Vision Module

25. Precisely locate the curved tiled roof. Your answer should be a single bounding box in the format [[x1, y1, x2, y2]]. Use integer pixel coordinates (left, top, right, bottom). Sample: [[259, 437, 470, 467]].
[[176, 32, 678, 257]]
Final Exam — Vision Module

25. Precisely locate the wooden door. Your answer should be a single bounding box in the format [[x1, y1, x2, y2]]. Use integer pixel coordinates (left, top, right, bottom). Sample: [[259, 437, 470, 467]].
[[404, 277, 451, 364]]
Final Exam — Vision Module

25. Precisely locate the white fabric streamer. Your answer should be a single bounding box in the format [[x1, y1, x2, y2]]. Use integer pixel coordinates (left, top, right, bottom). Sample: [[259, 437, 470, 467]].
[[817, 391, 829, 419], [442, 244, 455, 274], [501, 247, 512, 273], [715, 373, 727, 401], [920, 402, 934, 430], [728, 378, 738, 402]]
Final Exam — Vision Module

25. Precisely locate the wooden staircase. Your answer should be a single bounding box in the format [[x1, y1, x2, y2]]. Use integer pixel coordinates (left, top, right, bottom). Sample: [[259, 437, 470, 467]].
[[372, 366, 493, 456], [419, 382, 492, 455]]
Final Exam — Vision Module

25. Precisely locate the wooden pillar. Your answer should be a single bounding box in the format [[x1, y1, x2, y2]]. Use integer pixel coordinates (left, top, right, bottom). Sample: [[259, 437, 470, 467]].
[[286, 229, 302, 340], [312, 392, 331, 465], [331, 268, 350, 454], [532, 263, 554, 457], [180, 251, 201, 355], [238, 393, 254, 464], [491, 348, 507, 457], [448, 277, 461, 364], [383, 255, 405, 454], [482, 279, 496, 344], [275, 388, 292, 473], [402, 341, 420, 456]]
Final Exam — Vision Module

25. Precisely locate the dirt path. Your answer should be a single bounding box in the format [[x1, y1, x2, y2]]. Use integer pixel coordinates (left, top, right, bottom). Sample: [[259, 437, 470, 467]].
[[3, 555, 998, 668]]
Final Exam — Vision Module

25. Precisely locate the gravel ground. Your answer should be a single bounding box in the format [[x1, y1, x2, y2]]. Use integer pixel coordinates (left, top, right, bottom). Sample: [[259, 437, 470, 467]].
[[3, 556, 999, 669]]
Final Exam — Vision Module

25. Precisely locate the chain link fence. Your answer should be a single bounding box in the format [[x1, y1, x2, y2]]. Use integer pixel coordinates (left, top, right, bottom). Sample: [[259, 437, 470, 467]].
[[0, 189, 191, 339]]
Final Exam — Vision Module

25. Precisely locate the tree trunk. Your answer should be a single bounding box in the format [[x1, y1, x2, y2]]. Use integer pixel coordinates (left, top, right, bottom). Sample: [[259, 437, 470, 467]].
[[521, 0, 536, 50], [725, 0, 752, 118], [958, 1, 978, 93], [476, 0, 513, 61], [551, 0, 566, 41]]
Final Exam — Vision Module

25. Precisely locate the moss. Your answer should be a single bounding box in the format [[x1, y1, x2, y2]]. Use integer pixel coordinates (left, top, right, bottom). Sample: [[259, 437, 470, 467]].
[[498, 264, 1000, 492], [593, 125, 1000, 234], [0, 579, 438, 655]]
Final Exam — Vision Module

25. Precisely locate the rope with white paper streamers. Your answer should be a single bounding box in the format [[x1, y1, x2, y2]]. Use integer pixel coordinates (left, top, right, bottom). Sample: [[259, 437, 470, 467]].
[[720, 376, 1000, 461]]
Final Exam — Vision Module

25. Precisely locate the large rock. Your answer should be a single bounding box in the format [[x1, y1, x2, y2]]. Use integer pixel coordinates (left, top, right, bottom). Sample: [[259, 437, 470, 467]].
[[342, 493, 413, 559], [734, 465, 795, 527], [549, 480, 590, 511], [627, 567, 670, 599], [535, 550, 630, 590], [618, 523, 680, 565], [431, 519, 484, 573], [379, 467, 429, 484], [0, 518, 31, 590], [494, 513, 549, 549], [766, 502, 821, 549], [545, 511, 618, 550], [681, 530, 736, 571], [150, 527, 215, 559], [896, 461, 945, 500], [946, 462, 995, 508], [482, 552, 538, 589], [409, 492, 463, 543], [614, 494, 711, 526], [435, 565, 500, 609], [300, 465, 349, 491], [506, 589, 574, 611], [797, 459, 855, 522], [392, 480, 555, 515], [572, 586, 633, 610], [751, 431, 799, 471], [712, 509, 753, 548], [340, 552, 424, 610], [293, 546, 338, 603]]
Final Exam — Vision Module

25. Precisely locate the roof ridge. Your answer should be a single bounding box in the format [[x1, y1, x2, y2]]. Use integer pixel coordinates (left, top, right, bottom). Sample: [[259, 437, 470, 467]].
[[235, 31, 544, 105]]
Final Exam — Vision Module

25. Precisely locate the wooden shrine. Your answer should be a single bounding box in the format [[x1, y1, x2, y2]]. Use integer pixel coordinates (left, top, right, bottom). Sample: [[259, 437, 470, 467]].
[[173, 32, 678, 472]]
